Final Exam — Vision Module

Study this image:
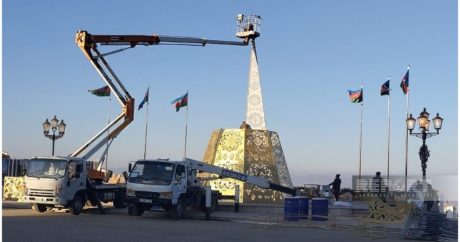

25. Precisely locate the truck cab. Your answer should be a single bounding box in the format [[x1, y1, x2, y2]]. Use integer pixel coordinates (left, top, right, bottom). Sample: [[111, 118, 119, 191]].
[[23, 157, 86, 213]]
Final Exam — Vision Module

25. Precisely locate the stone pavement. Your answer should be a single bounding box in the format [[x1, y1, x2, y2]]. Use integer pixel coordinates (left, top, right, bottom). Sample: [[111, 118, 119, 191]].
[[2, 200, 405, 234], [4, 200, 417, 241]]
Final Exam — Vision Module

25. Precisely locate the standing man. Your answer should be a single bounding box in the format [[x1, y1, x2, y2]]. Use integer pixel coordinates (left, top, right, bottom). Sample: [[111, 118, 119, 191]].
[[372, 172, 383, 192], [329, 174, 341, 201], [372, 171, 386, 201]]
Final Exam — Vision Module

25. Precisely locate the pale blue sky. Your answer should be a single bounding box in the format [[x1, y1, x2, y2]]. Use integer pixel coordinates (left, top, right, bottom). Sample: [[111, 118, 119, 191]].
[[2, 1, 457, 198]]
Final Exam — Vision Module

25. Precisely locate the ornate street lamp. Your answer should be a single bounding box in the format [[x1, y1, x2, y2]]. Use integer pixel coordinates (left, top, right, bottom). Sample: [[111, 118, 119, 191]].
[[406, 108, 443, 180], [43, 116, 66, 156]]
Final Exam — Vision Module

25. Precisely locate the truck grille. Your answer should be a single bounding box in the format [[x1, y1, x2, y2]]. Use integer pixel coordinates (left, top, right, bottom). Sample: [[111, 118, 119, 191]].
[[29, 188, 55, 197], [135, 191, 159, 199]]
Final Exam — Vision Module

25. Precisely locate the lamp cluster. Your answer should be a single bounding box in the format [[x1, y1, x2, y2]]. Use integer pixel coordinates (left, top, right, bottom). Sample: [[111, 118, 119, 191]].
[[406, 108, 443, 135], [43, 116, 66, 156]]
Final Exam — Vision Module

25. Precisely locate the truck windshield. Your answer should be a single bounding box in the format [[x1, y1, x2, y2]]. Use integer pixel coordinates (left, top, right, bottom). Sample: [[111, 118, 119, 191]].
[[129, 161, 174, 185], [25, 159, 67, 179]]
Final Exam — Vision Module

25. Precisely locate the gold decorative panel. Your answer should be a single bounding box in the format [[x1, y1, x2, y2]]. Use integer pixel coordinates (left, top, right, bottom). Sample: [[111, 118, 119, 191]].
[[270, 132, 293, 188], [3, 176, 26, 201], [202, 128, 292, 203], [202, 129, 223, 162], [203, 129, 245, 202]]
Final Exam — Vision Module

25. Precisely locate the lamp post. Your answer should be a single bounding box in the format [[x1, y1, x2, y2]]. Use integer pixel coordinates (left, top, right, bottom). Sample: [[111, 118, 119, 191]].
[[43, 116, 66, 156], [406, 108, 443, 180]]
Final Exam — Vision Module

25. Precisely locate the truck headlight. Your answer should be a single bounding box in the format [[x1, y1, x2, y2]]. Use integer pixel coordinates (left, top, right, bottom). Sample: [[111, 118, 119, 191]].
[[55, 185, 63, 196], [127, 188, 136, 197], [159, 192, 172, 199]]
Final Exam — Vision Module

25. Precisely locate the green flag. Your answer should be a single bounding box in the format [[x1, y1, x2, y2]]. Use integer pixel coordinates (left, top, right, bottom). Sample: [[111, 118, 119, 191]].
[[89, 85, 110, 97]]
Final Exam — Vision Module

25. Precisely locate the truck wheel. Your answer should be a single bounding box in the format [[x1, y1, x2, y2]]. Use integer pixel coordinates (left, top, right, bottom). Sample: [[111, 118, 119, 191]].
[[33, 203, 47, 213], [113, 192, 127, 209], [174, 199, 185, 219], [128, 203, 144, 216], [69, 195, 84, 215]]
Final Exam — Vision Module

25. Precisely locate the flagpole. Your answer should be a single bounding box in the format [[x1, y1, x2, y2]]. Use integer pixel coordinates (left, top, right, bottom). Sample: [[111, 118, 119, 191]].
[[386, 77, 391, 184], [358, 84, 363, 179], [359, 101, 363, 179], [143, 101, 149, 160], [184, 104, 189, 160], [404, 65, 410, 194], [404, 91, 409, 193]]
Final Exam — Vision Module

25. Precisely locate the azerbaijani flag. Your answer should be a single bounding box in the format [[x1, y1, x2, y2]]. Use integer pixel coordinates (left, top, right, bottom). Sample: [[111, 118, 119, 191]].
[[347, 89, 363, 103], [400, 69, 409, 95], [138, 88, 149, 110], [89, 85, 110, 97], [171, 92, 188, 112], [380, 80, 390, 96]]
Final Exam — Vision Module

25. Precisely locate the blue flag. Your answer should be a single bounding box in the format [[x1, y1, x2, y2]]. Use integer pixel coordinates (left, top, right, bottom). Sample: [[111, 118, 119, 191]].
[[138, 88, 149, 110]]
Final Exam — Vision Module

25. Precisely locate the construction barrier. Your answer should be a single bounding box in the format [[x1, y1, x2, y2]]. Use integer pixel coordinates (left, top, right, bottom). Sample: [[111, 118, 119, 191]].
[[284, 197, 299, 221], [311, 198, 328, 221], [298, 196, 309, 219]]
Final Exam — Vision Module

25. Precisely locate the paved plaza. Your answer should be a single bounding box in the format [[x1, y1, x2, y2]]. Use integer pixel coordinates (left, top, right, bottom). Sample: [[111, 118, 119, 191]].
[[2, 202, 421, 242]]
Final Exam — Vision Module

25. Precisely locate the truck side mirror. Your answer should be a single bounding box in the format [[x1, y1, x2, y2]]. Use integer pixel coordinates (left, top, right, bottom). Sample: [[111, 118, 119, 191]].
[[68, 161, 77, 180], [128, 163, 132, 172], [76, 164, 83, 173], [172, 173, 181, 185]]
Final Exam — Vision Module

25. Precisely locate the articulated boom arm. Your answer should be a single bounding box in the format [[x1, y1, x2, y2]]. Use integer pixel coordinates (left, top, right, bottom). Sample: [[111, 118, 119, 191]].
[[72, 30, 248, 166], [79, 32, 248, 47], [185, 159, 296, 196], [71, 31, 136, 162]]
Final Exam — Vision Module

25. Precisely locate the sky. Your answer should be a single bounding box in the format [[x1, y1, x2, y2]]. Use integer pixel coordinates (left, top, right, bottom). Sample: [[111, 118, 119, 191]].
[[2, 1, 458, 199]]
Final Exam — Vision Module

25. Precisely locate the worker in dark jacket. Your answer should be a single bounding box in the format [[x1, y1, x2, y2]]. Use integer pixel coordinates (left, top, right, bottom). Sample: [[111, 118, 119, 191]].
[[372, 171, 383, 193], [329, 174, 341, 201]]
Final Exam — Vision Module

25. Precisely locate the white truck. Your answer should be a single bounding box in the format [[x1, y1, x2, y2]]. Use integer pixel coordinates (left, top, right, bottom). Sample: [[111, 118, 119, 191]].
[[126, 158, 296, 218], [23, 157, 127, 214]]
